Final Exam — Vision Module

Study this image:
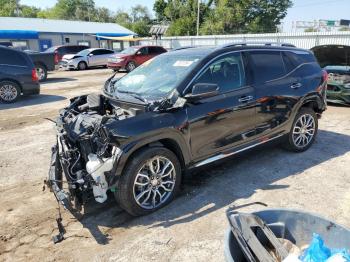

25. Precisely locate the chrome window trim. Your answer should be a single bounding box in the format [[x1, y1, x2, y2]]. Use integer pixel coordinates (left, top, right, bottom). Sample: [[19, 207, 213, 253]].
[[194, 133, 284, 167], [182, 48, 310, 95]]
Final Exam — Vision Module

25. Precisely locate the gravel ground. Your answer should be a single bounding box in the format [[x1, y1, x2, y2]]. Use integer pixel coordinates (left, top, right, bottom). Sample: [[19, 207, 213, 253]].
[[0, 69, 349, 262]]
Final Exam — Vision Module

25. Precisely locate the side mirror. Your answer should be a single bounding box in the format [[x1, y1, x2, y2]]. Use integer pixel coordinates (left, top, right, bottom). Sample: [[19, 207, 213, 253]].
[[88, 53, 93, 56], [136, 51, 142, 55], [185, 83, 219, 100]]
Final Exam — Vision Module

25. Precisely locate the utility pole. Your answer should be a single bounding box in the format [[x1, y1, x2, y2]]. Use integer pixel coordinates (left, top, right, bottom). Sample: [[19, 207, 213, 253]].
[[15, 0, 20, 17], [196, 0, 200, 36]]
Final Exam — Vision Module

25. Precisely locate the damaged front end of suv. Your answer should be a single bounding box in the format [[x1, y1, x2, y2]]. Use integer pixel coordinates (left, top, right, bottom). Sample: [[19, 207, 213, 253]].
[[46, 52, 201, 242], [48, 93, 124, 211]]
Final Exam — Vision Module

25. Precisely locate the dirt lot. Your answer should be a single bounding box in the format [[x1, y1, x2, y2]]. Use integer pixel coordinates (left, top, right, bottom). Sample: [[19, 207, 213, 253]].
[[1, 69, 350, 262]]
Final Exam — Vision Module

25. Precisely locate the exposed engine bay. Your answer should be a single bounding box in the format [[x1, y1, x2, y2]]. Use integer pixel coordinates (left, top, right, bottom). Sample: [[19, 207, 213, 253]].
[[48, 93, 144, 212]]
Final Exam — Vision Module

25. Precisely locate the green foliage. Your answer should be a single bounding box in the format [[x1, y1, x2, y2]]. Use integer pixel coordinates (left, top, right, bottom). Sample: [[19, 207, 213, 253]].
[[114, 5, 152, 37], [0, 0, 17, 17], [304, 28, 317, 32], [154, 0, 293, 36], [339, 27, 350, 32]]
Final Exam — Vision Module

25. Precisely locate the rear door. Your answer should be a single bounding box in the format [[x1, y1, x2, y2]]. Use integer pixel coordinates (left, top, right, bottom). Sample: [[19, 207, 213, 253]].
[[0, 48, 31, 83], [97, 49, 115, 66], [187, 52, 257, 161], [247, 50, 302, 137]]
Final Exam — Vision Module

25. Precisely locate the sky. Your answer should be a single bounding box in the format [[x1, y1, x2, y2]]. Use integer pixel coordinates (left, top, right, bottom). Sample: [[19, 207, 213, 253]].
[[20, 0, 350, 32]]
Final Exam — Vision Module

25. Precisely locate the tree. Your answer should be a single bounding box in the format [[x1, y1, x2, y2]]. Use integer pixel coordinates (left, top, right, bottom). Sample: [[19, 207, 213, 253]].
[[153, 0, 167, 21], [0, 0, 17, 17], [20, 5, 40, 18], [114, 5, 152, 37], [339, 27, 350, 32], [94, 7, 112, 23], [154, 0, 292, 36]]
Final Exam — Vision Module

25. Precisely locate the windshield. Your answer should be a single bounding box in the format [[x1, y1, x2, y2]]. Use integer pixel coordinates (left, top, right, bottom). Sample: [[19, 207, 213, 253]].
[[76, 49, 91, 56], [120, 47, 138, 55], [112, 54, 203, 100]]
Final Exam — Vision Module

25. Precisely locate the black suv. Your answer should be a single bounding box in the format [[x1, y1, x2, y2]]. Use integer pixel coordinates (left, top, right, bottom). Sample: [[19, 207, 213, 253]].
[[48, 43, 327, 216], [0, 46, 40, 103]]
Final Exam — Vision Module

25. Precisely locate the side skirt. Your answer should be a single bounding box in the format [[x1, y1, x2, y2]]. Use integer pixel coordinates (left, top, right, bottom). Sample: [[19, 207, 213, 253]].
[[193, 133, 285, 168]]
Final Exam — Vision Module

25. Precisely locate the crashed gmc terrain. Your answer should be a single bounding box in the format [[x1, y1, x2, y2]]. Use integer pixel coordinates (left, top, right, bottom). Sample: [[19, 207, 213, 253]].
[[47, 43, 327, 224]]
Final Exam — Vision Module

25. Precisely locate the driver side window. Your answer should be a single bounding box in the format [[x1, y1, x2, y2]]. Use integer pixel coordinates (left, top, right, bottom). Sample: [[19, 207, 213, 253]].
[[194, 52, 245, 94]]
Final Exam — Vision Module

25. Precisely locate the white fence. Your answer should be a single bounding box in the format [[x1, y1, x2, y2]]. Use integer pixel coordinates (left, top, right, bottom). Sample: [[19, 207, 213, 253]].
[[140, 31, 350, 50]]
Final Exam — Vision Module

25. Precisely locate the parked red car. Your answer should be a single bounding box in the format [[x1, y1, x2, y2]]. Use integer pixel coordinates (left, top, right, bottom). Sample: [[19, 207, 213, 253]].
[[107, 45, 167, 72]]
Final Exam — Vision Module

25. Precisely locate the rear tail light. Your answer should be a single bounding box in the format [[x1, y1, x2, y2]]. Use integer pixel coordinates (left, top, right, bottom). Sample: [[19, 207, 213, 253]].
[[32, 69, 39, 82], [322, 70, 328, 82], [54, 51, 59, 64]]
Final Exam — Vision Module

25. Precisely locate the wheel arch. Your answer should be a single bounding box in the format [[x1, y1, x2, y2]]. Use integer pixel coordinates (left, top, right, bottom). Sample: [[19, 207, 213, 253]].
[[34, 62, 47, 70], [114, 136, 190, 179], [300, 96, 324, 114], [0, 78, 23, 93]]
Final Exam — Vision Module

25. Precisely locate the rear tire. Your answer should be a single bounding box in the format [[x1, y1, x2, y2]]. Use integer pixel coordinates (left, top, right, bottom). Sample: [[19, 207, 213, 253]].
[[0, 81, 21, 103], [35, 64, 47, 81], [78, 61, 87, 70], [115, 147, 181, 216], [283, 107, 318, 152]]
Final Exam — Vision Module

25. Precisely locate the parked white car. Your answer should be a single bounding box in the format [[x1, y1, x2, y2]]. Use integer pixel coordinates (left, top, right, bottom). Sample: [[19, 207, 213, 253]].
[[59, 48, 115, 70]]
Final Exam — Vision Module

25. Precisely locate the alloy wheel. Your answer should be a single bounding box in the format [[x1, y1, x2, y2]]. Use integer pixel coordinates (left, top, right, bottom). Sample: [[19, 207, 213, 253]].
[[127, 62, 136, 71], [0, 84, 18, 102], [292, 114, 315, 148], [133, 156, 176, 209]]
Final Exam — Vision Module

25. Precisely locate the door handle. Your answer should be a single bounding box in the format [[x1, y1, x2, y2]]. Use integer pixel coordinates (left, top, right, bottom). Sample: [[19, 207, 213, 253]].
[[291, 83, 302, 89], [238, 95, 253, 103]]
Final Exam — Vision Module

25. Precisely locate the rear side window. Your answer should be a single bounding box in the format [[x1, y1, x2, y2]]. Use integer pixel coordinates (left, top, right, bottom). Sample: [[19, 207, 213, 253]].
[[249, 51, 286, 83], [282, 51, 316, 73], [0, 49, 27, 66], [149, 46, 166, 54]]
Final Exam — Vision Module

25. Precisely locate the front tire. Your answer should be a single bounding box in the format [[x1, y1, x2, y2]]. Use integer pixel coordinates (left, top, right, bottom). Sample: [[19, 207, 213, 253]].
[[0, 81, 21, 103], [115, 147, 181, 216], [78, 61, 87, 70], [126, 61, 136, 72], [283, 107, 318, 152]]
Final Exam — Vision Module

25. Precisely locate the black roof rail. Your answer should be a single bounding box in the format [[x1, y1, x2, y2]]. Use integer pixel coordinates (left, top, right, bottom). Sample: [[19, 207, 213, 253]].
[[170, 46, 196, 51], [219, 42, 296, 49]]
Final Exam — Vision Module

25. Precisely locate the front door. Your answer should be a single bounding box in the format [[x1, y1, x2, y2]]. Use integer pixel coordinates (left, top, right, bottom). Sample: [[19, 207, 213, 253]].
[[39, 39, 52, 52], [187, 52, 257, 161], [134, 47, 152, 66], [87, 49, 101, 66]]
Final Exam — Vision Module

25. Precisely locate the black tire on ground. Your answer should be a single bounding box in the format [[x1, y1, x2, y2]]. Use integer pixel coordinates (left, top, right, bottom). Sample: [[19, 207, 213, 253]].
[[0, 81, 21, 103], [78, 61, 87, 70], [35, 64, 48, 82], [126, 61, 136, 72], [115, 147, 182, 216], [283, 107, 318, 152]]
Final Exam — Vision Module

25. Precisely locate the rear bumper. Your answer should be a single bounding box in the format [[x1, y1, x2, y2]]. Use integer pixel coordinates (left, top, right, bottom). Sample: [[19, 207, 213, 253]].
[[22, 82, 40, 95]]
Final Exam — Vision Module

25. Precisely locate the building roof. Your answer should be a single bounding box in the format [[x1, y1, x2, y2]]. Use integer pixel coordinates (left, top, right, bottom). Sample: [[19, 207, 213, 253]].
[[0, 17, 135, 36]]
